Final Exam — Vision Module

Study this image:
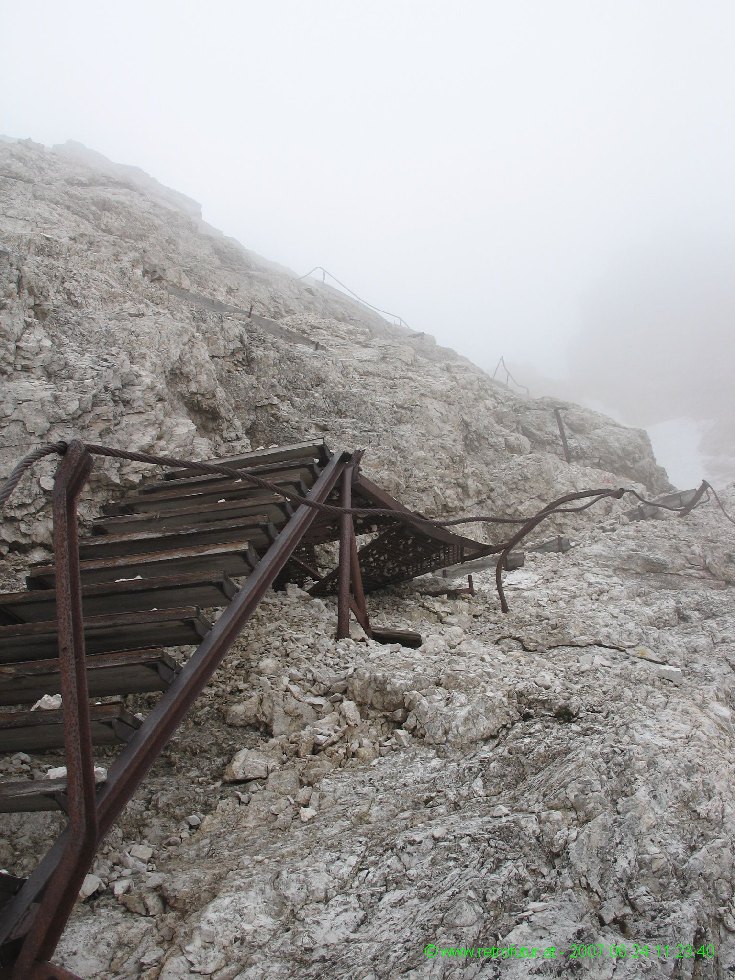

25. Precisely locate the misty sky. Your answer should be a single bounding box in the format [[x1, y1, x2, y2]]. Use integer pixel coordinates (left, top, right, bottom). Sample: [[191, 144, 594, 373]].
[[1, 1, 734, 483]]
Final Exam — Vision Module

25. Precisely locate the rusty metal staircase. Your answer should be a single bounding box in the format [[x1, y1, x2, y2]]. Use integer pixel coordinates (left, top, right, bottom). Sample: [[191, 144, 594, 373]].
[[0, 438, 489, 978]]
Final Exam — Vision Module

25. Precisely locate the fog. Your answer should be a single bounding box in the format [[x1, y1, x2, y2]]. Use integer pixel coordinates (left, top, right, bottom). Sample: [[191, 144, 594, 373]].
[[1, 0, 733, 486]]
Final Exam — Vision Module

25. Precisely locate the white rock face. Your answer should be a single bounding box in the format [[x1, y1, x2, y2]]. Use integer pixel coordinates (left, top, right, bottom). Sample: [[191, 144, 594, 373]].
[[224, 748, 278, 783], [30, 694, 62, 711], [78, 874, 103, 901], [2, 140, 732, 979], [0, 138, 669, 558]]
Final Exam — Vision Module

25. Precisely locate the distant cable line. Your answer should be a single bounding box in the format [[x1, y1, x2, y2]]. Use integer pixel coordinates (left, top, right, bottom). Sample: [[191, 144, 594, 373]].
[[492, 356, 530, 397], [298, 266, 412, 330]]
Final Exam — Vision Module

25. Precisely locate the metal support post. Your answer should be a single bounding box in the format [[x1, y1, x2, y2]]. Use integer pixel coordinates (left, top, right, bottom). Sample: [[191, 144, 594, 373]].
[[336, 465, 353, 639], [12, 441, 96, 979], [554, 408, 572, 463], [348, 530, 371, 637]]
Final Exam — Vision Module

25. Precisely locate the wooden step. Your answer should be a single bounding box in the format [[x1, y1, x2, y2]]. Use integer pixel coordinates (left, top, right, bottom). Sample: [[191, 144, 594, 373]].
[[142, 457, 321, 495], [130, 468, 315, 507], [102, 476, 311, 517], [0, 649, 179, 705], [370, 627, 423, 648], [91, 495, 291, 536], [0, 703, 141, 752], [0, 776, 91, 813], [133, 462, 315, 499], [26, 541, 260, 588], [0, 572, 237, 625], [162, 440, 327, 480], [0, 608, 210, 664], [77, 516, 275, 560]]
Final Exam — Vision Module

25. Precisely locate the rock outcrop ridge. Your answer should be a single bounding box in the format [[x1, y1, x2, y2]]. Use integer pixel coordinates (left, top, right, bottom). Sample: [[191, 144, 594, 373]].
[[1, 137, 669, 555]]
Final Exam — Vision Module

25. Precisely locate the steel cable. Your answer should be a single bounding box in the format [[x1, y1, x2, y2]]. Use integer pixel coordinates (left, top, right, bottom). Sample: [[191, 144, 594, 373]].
[[297, 266, 411, 329], [0, 441, 68, 508], [1, 440, 732, 612]]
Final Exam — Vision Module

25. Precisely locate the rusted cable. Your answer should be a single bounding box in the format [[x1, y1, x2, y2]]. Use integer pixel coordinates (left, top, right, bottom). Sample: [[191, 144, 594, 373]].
[[0, 441, 68, 508], [702, 483, 735, 526], [0, 440, 730, 612], [494, 487, 627, 613], [442, 492, 627, 525], [625, 484, 713, 517]]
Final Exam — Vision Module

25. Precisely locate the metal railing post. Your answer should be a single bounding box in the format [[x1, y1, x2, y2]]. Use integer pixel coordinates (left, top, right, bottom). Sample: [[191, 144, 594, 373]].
[[336, 465, 354, 639], [554, 408, 572, 463], [12, 440, 96, 978]]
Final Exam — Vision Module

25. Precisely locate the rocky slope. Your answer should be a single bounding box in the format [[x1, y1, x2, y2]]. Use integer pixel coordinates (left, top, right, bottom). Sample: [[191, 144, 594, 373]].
[[3, 140, 733, 980], [1, 137, 669, 556], [16, 487, 728, 978]]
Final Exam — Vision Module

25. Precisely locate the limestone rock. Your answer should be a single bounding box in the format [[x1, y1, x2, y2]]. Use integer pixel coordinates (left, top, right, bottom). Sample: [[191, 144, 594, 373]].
[[224, 748, 278, 783], [0, 139, 669, 562], [78, 874, 103, 901]]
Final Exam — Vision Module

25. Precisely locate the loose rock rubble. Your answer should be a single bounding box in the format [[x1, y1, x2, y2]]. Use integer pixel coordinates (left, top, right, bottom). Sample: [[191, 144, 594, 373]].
[[13, 491, 723, 979]]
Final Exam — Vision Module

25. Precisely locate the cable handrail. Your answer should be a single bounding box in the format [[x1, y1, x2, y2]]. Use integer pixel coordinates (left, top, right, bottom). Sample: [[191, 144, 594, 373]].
[[3, 441, 732, 613], [297, 265, 412, 330], [492, 355, 530, 397]]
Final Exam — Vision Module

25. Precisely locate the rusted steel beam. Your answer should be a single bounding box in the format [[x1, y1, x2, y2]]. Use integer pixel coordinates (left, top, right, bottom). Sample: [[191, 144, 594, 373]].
[[554, 408, 572, 463], [348, 598, 371, 635], [349, 528, 371, 637], [336, 466, 354, 639], [284, 555, 322, 581], [10, 441, 98, 979]]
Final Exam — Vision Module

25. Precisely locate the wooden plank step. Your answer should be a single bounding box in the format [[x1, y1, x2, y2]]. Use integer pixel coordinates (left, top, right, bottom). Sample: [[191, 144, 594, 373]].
[[102, 477, 311, 517], [0, 776, 90, 813], [370, 627, 423, 648], [0, 649, 179, 705], [91, 495, 291, 535], [0, 608, 210, 664], [0, 573, 237, 625], [77, 516, 275, 560], [436, 550, 526, 578], [0, 703, 141, 752], [162, 440, 327, 479], [26, 541, 259, 589], [128, 467, 316, 506], [142, 457, 321, 494]]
